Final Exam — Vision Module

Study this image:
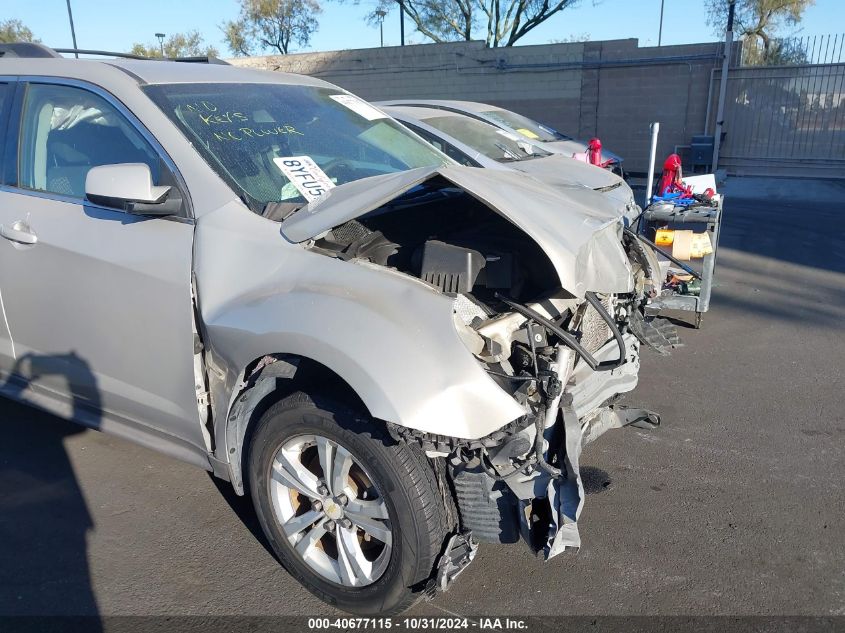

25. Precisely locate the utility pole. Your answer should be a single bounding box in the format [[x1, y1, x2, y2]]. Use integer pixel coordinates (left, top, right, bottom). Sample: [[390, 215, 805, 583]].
[[658, 0, 665, 47], [400, 3, 405, 46], [65, 0, 78, 58], [155, 32, 166, 57], [711, 0, 736, 173], [376, 10, 387, 47]]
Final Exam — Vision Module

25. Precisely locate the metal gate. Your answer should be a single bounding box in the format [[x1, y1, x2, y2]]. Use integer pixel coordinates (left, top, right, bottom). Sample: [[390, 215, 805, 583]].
[[708, 35, 845, 178]]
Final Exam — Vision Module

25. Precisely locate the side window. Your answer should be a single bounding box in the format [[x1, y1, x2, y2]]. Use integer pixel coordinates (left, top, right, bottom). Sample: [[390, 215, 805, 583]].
[[17, 83, 162, 201], [0, 83, 10, 181], [0, 82, 8, 113]]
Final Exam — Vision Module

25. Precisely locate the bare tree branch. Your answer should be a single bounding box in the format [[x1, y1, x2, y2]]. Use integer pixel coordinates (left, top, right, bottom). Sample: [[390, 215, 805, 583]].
[[359, 0, 578, 46]]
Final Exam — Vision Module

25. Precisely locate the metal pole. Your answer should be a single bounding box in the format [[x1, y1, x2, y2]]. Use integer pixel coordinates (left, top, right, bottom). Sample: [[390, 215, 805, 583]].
[[711, 0, 735, 173], [375, 10, 387, 47], [156, 33, 166, 57], [645, 122, 660, 204], [400, 3, 405, 46], [703, 67, 716, 136], [65, 0, 79, 58], [658, 0, 665, 47]]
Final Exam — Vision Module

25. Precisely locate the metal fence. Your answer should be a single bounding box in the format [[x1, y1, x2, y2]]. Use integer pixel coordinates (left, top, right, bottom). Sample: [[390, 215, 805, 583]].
[[740, 33, 845, 67], [710, 35, 845, 178]]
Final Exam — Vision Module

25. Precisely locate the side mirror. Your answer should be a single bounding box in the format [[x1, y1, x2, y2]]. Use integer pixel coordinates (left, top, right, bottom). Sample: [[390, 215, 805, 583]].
[[85, 163, 173, 215]]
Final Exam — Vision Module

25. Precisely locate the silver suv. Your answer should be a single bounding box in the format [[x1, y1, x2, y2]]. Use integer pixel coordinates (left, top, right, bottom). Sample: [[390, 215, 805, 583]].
[[0, 45, 663, 615]]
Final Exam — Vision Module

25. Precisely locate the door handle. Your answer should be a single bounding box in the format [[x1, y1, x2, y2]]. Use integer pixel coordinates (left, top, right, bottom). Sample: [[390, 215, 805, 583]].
[[0, 222, 38, 245]]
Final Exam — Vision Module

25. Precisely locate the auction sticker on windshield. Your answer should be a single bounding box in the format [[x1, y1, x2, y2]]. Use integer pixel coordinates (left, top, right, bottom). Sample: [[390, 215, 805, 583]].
[[273, 156, 336, 202], [330, 94, 387, 121], [515, 128, 541, 140]]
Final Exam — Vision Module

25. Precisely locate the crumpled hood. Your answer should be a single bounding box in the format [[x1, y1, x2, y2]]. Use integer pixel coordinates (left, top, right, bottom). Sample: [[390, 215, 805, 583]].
[[281, 165, 633, 297], [512, 155, 638, 223]]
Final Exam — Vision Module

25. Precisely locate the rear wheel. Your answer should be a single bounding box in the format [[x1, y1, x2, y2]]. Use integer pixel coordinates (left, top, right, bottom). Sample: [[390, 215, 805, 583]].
[[247, 392, 452, 614]]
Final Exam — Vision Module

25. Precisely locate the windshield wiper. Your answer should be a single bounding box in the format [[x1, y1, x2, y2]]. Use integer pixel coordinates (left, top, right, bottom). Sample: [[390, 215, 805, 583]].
[[494, 142, 522, 161], [263, 201, 306, 222]]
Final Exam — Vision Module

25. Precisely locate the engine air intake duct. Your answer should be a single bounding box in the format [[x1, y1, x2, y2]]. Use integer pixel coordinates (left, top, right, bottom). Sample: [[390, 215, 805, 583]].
[[418, 240, 485, 294]]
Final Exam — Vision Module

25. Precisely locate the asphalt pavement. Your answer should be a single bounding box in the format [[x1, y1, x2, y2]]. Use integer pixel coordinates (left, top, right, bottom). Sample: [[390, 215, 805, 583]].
[[1, 183, 844, 618]]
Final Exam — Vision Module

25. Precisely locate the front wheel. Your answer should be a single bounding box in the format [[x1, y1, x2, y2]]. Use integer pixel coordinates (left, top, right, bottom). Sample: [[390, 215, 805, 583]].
[[247, 392, 453, 614]]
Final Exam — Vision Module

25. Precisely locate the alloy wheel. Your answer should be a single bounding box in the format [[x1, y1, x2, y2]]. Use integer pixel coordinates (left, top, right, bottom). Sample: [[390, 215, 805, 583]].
[[268, 434, 393, 587]]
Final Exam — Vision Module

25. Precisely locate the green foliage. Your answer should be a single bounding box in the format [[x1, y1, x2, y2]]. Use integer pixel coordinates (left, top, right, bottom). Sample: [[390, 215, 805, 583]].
[[0, 18, 39, 43], [129, 31, 218, 59], [740, 36, 810, 65], [706, 0, 815, 65], [363, 0, 579, 47], [222, 0, 322, 56]]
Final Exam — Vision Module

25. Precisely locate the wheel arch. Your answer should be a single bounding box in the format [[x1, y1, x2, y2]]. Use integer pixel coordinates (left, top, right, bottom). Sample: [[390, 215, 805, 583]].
[[219, 352, 376, 495]]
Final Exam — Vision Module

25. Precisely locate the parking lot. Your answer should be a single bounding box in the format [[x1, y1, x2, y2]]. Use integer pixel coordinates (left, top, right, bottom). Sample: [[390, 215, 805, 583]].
[[1, 181, 844, 618]]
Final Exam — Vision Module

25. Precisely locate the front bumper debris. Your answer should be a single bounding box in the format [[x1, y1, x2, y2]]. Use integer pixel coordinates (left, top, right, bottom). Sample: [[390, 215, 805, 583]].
[[534, 397, 662, 558], [429, 531, 478, 596]]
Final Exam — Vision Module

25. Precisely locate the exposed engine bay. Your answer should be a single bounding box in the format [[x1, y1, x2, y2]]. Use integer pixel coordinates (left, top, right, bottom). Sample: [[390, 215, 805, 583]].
[[300, 176, 672, 562]]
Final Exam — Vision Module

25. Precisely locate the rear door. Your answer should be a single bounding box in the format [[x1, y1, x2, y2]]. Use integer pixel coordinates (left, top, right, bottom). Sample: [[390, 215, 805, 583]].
[[0, 78, 207, 456]]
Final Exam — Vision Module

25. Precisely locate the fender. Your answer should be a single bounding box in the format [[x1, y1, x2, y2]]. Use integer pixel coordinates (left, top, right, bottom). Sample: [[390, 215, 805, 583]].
[[204, 273, 525, 440]]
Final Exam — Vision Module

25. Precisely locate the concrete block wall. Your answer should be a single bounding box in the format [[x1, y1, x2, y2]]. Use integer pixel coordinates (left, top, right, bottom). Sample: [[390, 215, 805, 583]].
[[230, 38, 721, 173]]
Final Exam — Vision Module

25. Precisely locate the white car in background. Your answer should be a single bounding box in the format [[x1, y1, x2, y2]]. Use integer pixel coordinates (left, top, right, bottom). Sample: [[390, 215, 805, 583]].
[[379, 99, 625, 175], [381, 104, 639, 225]]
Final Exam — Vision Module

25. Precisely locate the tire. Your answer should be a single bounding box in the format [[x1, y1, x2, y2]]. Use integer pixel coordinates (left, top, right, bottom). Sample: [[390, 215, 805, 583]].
[[247, 391, 453, 615]]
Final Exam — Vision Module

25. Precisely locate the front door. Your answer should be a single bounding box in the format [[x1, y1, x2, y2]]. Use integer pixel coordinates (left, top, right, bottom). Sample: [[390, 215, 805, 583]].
[[0, 79, 206, 455]]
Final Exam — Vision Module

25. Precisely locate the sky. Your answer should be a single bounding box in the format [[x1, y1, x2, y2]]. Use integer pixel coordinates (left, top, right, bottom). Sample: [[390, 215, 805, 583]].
[[4, 0, 843, 55]]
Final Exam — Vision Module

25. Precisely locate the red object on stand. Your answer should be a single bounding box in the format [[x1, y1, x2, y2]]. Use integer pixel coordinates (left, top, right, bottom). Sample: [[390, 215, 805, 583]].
[[657, 153, 693, 197]]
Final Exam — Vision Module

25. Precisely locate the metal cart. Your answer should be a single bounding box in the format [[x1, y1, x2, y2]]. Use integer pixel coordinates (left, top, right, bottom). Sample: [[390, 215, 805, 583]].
[[637, 197, 723, 329]]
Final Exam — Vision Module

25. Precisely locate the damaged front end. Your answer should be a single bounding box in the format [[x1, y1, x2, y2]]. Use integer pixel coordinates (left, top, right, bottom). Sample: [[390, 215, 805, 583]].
[[395, 291, 660, 559], [281, 165, 663, 561]]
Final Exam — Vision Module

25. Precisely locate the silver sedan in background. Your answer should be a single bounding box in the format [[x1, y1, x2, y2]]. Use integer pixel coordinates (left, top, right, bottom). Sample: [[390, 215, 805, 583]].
[[379, 99, 625, 174]]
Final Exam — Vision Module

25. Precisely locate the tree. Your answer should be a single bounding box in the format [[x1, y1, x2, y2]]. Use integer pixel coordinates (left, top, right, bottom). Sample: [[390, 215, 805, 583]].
[[130, 31, 218, 58], [363, 0, 579, 47], [0, 19, 39, 43], [706, 0, 815, 64], [222, 0, 322, 56]]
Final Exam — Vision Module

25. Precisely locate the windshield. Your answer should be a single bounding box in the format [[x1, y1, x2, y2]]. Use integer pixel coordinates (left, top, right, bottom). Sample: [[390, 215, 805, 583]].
[[480, 109, 571, 143], [423, 115, 550, 163], [143, 83, 448, 212]]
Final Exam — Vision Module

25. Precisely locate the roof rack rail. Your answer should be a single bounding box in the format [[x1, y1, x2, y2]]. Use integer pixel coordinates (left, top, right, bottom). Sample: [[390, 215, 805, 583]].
[[53, 48, 149, 60], [0, 43, 62, 58], [169, 56, 231, 65], [0, 44, 230, 65], [53, 48, 230, 64]]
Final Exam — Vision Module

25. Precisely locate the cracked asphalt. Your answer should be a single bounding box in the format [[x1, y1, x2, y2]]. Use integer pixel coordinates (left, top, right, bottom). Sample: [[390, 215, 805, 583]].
[[1, 186, 843, 618]]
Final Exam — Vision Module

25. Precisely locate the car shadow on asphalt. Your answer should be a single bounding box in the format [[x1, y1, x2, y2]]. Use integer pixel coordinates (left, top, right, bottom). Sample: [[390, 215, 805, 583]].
[[208, 472, 278, 561], [0, 353, 102, 628]]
